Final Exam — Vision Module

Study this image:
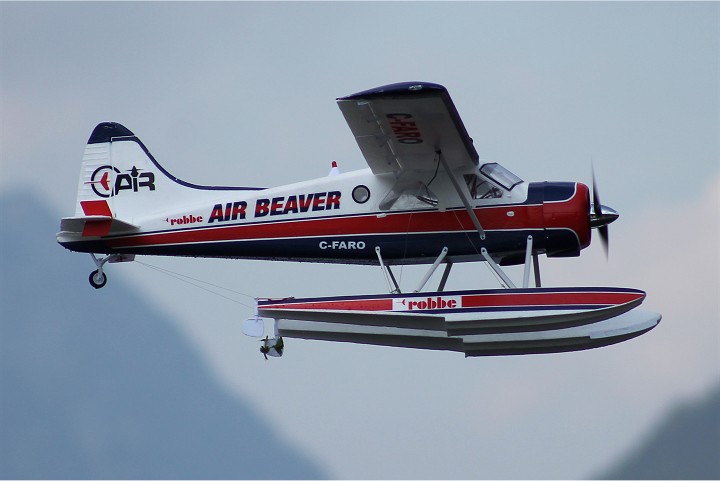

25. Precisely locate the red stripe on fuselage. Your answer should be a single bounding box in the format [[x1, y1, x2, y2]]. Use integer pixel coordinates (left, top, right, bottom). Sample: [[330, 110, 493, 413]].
[[103, 204, 547, 249]]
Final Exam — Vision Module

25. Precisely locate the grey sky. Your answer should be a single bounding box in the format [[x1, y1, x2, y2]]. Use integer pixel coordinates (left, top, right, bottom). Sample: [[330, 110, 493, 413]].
[[2, 2, 718, 478]]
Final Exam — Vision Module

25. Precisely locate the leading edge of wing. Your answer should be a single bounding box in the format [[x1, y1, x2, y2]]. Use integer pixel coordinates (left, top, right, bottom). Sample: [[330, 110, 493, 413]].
[[338, 81, 448, 101], [336, 82, 479, 175]]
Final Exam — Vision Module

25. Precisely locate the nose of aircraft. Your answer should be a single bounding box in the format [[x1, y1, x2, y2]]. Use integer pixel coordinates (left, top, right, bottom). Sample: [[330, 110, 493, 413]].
[[589, 204, 619, 229], [589, 204, 618, 256]]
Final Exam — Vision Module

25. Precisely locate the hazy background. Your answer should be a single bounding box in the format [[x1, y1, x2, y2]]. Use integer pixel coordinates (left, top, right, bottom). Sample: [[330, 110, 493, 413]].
[[2, 2, 718, 478]]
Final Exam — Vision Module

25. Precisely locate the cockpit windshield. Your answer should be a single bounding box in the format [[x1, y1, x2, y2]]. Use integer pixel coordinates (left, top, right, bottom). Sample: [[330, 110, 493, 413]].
[[479, 163, 523, 191], [464, 163, 524, 200]]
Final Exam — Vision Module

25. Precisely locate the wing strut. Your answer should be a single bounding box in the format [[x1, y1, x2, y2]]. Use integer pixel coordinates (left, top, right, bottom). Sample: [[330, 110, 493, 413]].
[[437, 150, 486, 241]]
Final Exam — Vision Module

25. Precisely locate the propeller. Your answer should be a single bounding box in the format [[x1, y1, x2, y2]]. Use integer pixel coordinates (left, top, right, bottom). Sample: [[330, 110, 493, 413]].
[[589, 165, 619, 257], [260, 336, 284, 360]]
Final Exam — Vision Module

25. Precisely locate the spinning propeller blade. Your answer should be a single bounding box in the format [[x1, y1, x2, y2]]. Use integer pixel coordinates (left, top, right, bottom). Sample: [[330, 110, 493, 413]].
[[598, 224, 610, 256], [589, 164, 619, 257]]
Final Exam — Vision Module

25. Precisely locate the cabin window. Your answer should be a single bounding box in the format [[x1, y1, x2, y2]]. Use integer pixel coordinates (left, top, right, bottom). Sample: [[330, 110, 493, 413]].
[[379, 181, 438, 210], [352, 185, 371, 204]]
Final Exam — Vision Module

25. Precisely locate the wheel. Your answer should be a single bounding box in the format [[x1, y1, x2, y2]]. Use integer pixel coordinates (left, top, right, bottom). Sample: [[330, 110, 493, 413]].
[[89, 270, 107, 289]]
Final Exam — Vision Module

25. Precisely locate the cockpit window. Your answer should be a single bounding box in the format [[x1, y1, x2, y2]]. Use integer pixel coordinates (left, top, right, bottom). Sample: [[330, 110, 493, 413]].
[[479, 163, 523, 191], [464, 174, 503, 199]]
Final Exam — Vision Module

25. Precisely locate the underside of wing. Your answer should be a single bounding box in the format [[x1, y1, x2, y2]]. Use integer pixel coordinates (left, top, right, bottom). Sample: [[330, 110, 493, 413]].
[[337, 82, 479, 175]]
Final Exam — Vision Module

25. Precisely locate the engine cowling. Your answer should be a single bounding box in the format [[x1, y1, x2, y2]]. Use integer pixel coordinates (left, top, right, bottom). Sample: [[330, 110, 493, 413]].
[[540, 182, 592, 258]]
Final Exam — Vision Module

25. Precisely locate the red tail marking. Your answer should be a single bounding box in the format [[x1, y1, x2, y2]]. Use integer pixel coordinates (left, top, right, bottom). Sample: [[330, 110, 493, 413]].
[[82, 220, 112, 237], [80, 200, 112, 216]]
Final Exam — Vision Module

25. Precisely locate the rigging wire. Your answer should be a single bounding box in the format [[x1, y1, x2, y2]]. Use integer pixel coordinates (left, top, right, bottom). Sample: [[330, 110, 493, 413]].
[[135, 260, 257, 309]]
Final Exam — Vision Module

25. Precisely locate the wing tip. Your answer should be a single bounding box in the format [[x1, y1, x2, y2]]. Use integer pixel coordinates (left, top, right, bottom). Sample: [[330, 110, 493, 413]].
[[337, 81, 447, 101]]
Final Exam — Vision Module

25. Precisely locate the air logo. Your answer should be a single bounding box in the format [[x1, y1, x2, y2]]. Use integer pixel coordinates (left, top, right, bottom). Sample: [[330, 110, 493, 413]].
[[87, 165, 156, 198]]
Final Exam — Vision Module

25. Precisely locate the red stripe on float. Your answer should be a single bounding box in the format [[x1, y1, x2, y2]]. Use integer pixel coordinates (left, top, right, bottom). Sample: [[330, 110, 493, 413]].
[[262, 298, 393, 311], [461, 291, 642, 308], [261, 290, 643, 312]]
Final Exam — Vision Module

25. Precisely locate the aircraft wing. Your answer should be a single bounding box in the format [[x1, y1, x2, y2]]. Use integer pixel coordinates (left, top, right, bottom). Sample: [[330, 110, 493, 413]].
[[337, 82, 479, 175]]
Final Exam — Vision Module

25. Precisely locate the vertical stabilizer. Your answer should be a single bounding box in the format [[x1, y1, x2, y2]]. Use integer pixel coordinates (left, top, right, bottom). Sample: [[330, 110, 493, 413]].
[[72, 122, 203, 227]]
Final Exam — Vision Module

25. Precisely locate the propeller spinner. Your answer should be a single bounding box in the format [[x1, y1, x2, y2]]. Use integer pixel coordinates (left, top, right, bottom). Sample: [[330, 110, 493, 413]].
[[589, 167, 619, 256]]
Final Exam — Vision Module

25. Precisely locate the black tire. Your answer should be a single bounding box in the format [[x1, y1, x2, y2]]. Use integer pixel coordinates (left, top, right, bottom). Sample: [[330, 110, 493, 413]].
[[89, 270, 107, 289]]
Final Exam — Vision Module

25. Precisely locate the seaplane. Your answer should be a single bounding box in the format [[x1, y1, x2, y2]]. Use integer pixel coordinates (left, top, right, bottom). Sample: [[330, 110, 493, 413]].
[[57, 81, 661, 358]]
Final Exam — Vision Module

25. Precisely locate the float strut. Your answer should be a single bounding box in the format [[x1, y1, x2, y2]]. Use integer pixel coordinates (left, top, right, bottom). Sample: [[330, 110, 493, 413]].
[[438, 261, 453, 292], [414, 247, 448, 293], [386, 267, 401, 294], [523, 235, 533, 288], [533, 252, 541, 287], [521, 235, 542, 287], [481, 247, 516, 289], [375, 246, 401, 294]]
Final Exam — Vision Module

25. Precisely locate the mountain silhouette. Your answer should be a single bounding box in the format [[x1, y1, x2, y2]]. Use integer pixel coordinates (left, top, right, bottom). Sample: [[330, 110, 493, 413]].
[[0, 189, 326, 479], [598, 383, 720, 479]]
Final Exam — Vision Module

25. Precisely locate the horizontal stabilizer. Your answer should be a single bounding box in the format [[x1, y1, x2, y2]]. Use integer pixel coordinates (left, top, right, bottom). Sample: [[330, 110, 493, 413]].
[[59, 216, 140, 238]]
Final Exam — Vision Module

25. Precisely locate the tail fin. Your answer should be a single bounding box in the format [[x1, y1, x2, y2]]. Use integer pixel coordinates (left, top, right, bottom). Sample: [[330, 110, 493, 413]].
[[62, 122, 205, 240], [73, 122, 190, 223], [61, 122, 261, 243]]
